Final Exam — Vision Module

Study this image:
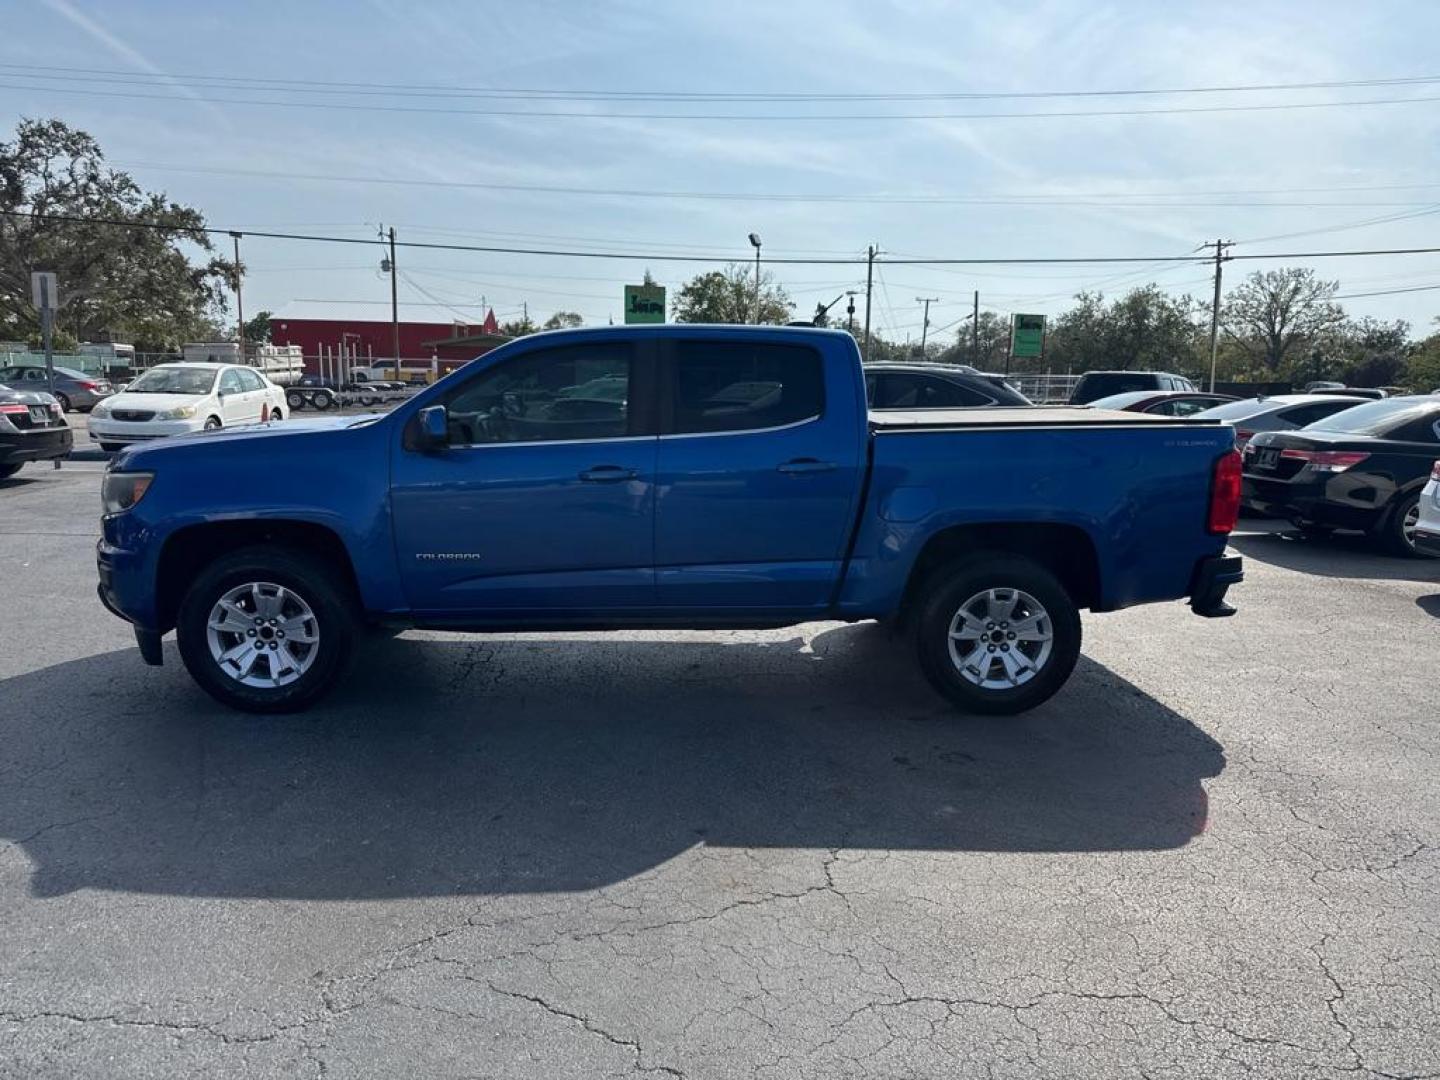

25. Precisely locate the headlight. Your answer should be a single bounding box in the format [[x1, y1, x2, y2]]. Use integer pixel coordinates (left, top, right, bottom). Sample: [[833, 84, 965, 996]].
[[102, 471, 154, 515], [153, 405, 198, 420], [90, 402, 110, 418]]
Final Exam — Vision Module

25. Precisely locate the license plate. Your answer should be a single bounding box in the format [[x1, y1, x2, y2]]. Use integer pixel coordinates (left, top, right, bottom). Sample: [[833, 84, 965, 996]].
[[1255, 447, 1280, 469], [28, 406, 49, 423]]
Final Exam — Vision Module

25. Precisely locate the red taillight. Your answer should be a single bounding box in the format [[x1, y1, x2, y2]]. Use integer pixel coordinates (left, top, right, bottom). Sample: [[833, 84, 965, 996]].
[[0, 403, 28, 414], [1279, 449, 1370, 473], [1234, 428, 1254, 449], [78, 381, 99, 391], [1431, 460, 1440, 482], [1208, 450, 1242, 534]]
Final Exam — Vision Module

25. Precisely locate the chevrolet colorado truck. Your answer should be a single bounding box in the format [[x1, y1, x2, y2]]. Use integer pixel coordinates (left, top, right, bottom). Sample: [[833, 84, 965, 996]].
[[96, 326, 1243, 715]]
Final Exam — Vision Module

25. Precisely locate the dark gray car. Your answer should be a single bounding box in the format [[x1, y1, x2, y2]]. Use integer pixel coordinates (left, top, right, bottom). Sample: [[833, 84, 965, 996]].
[[0, 365, 113, 413], [865, 362, 1032, 409]]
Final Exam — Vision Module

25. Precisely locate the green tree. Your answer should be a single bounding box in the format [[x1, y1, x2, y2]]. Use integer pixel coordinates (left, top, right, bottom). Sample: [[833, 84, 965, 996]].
[[673, 263, 792, 324], [542, 310, 583, 330], [1222, 268, 1344, 375], [0, 118, 234, 351], [243, 310, 273, 344], [1044, 291, 1112, 374], [938, 310, 1009, 369], [1406, 326, 1440, 392], [499, 314, 537, 337], [1327, 317, 1411, 387]]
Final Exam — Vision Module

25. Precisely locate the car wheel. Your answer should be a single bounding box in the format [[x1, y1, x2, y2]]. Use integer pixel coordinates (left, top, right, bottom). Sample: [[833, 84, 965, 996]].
[[914, 554, 1082, 716], [312, 390, 334, 411], [286, 391, 305, 410], [204, 416, 222, 431], [176, 545, 358, 713], [54, 393, 70, 413], [99, 442, 124, 452], [269, 407, 282, 421], [0, 462, 23, 479], [1380, 490, 1432, 558]]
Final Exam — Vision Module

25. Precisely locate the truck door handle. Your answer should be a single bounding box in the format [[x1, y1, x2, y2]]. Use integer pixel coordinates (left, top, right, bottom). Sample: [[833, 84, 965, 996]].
[[578, 465, 637, 483], [777, 458, 837, 474]]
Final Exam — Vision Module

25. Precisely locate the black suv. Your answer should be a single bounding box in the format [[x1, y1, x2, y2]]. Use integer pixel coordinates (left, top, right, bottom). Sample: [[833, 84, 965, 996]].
[[864, 362, 1032, 409], [1070, 370, 1195, 405]]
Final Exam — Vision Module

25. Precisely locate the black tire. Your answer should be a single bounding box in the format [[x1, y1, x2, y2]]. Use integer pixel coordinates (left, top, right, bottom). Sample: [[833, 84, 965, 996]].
[[99, 442, 123, 453], [54, 393, 70, 413], [312, 391, 334, 411], [204, 416, 222, 431], [0, 462, 23, 479], [286, 391, 305, 410], [269, 407, 282, 421], [1378, 490, 1431, 558], [176, 545, 358, 713], [913, 554, 1082, 716]]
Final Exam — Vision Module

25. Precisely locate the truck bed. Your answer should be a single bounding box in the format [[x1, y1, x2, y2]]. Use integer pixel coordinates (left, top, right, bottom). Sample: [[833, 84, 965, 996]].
[[870, 406, 1227, 431]]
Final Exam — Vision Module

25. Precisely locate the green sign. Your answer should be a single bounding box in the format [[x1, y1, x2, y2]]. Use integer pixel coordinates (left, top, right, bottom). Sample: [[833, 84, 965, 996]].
[[1011, 313, 1045, 359], [624, 284, 666, 324]]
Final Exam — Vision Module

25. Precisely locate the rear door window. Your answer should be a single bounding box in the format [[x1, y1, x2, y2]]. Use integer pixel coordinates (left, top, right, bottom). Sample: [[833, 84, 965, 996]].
[[670, 341, 823, 434], [876, 373, 992, 408], [1282, 401, 1360, 427]]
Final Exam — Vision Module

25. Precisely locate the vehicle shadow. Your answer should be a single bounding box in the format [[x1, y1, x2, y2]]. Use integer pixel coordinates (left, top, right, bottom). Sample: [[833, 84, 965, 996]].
[[1228, 529, 1440, 583], [0, 625, 1224, 900], [1416, 595, 1440, 619]]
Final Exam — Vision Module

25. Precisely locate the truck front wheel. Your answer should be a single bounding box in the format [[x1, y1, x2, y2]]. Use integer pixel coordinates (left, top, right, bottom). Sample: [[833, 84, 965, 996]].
[[914, 555, 1081, 716], [176, 546, 358, 713]]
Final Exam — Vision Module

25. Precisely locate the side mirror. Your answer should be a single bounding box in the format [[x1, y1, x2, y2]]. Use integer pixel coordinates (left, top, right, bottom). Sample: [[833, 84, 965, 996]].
[[417, 405, 449, 450]]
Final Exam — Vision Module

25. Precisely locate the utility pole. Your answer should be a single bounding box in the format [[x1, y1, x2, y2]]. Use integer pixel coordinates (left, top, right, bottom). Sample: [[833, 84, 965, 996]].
[[230, 232, 244, 353], [1205, 238, 1234, 392], [916, 296, 939, 356], [388, 226, 400, 372], [748, 232, 763, 323], [863, 245, 876, 362], [972, 290, 980, 366], [846, 291, 856, 334]]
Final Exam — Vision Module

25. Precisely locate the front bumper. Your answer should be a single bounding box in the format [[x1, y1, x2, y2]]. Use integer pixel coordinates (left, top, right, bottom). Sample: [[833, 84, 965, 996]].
[[89, 418, 203, 444], [1189, 555, 1243, 617], [0, 426, 72, 464]]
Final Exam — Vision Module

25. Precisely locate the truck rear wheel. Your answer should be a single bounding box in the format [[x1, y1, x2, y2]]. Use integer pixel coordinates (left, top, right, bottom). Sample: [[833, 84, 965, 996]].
[[914, 554, 1081, 716], [176, 545, 358, 713]]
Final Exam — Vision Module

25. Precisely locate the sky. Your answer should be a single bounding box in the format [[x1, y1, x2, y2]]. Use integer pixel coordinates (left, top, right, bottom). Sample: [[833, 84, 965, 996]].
[[4, 0, 1440, 347]]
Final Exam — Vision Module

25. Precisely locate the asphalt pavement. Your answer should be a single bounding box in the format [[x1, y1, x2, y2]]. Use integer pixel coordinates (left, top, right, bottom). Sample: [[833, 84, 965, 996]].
[[2, 461, 1437, 1079]]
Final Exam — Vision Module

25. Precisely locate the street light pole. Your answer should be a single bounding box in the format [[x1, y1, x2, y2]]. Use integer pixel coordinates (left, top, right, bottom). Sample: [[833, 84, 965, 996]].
[[748, 232, 762, 324], [230, 232, 244, 354]]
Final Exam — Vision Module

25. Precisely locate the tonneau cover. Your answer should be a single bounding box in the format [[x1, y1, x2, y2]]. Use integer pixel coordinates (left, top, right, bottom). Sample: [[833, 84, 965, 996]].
[[870, 406, 1225, 431]]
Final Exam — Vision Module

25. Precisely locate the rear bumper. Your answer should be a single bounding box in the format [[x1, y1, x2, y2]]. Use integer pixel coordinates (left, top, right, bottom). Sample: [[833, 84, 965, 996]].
[[0, 426, 72, 464], [1189, 554, 1243, 617], [1242, 475, 1384, 531]]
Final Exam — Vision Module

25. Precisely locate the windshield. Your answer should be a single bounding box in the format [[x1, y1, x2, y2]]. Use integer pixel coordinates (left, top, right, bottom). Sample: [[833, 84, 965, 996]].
[[1307, 398, 1438, 436], [124, 367, 217, 395]]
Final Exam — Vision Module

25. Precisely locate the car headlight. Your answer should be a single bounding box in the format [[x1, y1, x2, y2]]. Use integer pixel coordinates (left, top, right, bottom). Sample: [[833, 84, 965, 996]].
[[90, 402, 110, 418], [153, 405, 198, 420], [101, 471, 154, 515]]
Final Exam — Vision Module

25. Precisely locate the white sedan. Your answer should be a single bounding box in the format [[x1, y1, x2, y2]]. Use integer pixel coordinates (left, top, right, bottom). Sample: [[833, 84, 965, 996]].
[[88, 363, 287, 450]]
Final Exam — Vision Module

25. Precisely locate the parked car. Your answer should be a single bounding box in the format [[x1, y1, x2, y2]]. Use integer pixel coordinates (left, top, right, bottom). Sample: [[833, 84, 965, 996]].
[[1085, 390, 1238, 417], [87, 363, 286, 451], [1242, 396, 1440, 556], [864, 362, 1032, 408], [0, 364, 113, 413], [1304, 381, 1346, 392], [1192, 394, 1370, 449], [97, 326, 1243, 716], [1413, 461, 1440, 558], [0, 383, 72, 478], [1313, 387, 1387, 400], [1069, 371, 1195, 405]]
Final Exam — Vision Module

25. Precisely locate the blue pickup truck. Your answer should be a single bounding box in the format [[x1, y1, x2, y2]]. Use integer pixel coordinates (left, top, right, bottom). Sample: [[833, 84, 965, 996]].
[[97, 326, 1243, 715]]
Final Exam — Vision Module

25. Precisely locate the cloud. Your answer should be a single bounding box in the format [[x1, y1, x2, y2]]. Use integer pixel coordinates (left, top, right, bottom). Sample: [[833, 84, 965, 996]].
[[37, 0, 230, 127]]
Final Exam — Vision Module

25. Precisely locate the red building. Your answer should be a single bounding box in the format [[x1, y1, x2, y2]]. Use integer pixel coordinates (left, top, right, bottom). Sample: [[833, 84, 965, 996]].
[[269, 310, 507, 375]]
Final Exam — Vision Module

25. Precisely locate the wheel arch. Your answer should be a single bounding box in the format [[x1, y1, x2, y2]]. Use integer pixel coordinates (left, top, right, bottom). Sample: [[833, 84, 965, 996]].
[[156, 519, 362, 632], [895, 521, 1101, 629]]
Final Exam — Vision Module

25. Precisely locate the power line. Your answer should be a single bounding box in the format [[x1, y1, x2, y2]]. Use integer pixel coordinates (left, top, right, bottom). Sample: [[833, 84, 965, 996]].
[[1333, 282, 1440, 299], [9, 209, 1440, 267], [112, 160, 1440, 209], [7, 79, 1440, 120]]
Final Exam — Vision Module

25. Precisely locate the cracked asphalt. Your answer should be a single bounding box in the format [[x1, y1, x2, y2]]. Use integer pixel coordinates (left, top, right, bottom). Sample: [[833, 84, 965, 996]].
[[2, 460, 1438, 1079]]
